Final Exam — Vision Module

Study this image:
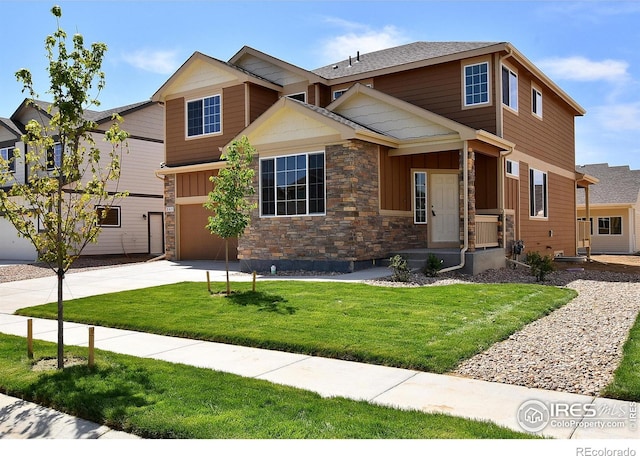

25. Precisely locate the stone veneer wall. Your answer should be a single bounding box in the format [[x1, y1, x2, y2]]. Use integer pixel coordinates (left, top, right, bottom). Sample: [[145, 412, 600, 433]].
[[239, 140, 423, 272], [164, 174, 176, 260]]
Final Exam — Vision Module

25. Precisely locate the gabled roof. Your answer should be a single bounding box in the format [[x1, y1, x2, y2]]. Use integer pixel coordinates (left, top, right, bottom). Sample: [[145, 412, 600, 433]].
[[229, 46, 327, 85], [576, 163, 640, 205], [313, 41, 585, 116], [0, 117, 23, 137], [230, 84, 515, 155], [151, 51, 281, 102], [11, 99, 157, 125], [313, 41, 503, 79]]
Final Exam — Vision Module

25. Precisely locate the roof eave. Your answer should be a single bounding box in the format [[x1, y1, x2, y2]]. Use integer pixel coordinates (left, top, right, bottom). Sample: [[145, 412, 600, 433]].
[[506, 44, 586, 116]]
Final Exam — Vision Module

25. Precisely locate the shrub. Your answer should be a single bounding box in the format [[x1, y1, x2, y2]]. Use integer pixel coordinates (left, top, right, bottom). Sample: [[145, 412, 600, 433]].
[[423, 253, 443, 277], [388, 254, 411, 282], [525, 251, 555, 282]]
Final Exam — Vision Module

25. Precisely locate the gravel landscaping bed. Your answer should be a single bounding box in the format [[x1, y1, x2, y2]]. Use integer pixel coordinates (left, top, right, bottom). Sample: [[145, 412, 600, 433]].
[[370, 266, 640, 397]]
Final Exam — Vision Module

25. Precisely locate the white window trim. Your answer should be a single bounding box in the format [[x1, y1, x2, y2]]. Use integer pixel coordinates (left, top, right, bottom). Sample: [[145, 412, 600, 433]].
[[506, 159, 519, 179], [0, 147, 15, 173], [412, 170, 428, 225], [463, 61, 491, 108], [332, 89, 348, 100], [47, 143, 63, 171], [529, 168, 548, 219], [96, 205, 121, 228], [502, 64, 518, 112], [259, 151, 326, 218], [185, 94, 222, 139], [532, 86, 543, 119]]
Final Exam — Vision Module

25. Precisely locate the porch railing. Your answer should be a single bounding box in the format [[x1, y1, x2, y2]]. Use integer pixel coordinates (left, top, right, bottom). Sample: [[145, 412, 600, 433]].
[[476, 215, 499, 248], [577, 219, 591, 249]]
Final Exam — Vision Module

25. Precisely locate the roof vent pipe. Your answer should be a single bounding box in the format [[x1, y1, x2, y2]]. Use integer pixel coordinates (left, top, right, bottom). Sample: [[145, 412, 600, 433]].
[[348, 56, 352, 67], [356, 51, 360, 62]]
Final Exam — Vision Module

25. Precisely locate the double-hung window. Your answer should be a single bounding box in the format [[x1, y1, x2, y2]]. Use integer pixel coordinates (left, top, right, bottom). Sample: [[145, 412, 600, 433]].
[[47, 143, 63, 170], [532, 87, 543, 118], [464, 62, 489, 106], [529, 168, 548, 218], [502, 65, 518, 111], [187, 95, 221, 137], [0, 146, 15, 173], [260, 152, 325, 217]]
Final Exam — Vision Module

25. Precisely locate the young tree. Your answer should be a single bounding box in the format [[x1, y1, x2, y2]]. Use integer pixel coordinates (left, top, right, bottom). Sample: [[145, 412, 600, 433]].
[[204, 136, 256, 295], [0, 6, 129, 369]]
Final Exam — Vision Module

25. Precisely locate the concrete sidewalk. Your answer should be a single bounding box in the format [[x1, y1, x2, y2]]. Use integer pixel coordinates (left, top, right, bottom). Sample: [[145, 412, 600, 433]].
[[1, 260, 638, 439]]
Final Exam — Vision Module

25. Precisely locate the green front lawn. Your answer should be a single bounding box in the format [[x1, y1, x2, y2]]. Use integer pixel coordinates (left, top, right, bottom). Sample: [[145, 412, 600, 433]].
[[0, 333, 533, 439], [17, 281, 576, 373], [602, 311, 640, 402]]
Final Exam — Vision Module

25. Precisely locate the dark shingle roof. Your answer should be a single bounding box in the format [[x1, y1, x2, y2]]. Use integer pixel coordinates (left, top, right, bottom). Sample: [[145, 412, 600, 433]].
[[313, 41, 503, 79], [17, 99, 153, 124], [0, 117, 23, 136], [576, 163, 640, 205]]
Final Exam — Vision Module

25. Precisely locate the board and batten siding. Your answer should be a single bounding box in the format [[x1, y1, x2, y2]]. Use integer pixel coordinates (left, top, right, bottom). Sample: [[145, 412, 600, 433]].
[[176, 170, 217, 198], [379, 149, 459, 212]]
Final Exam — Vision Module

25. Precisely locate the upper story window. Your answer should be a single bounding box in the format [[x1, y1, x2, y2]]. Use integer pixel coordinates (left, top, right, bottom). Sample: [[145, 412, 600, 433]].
[[532, 87, 543, 118], [260, 152, 325, 217], [187, 95, 221, 137], [0, 146, 15, 173], [287, 92, 306, 103], [502, 65, 518, 111], [506, 159, 519, 179], [46, 143, 63, 170], [333, 89, 348, 100], [529, 168, 548, 218], [463, 62, 489, 106]]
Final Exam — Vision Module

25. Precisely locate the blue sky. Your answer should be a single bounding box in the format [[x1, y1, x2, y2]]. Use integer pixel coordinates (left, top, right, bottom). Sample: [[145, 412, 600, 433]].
[[2, 0, 640, 169]]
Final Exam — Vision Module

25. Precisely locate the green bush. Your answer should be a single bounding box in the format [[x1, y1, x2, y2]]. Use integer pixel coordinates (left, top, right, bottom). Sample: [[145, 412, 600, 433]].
[[525, 251, 555, 282], [388, 254, 411, 282], [423, 253, 443, 277]]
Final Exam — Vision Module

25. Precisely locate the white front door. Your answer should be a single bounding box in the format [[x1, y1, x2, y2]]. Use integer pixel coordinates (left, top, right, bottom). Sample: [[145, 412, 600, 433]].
[[430, 173, 459, 245], [149, 213, 164, 255]]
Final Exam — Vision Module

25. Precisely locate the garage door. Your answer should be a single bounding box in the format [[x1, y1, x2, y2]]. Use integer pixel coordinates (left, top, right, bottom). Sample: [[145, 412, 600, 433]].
[[179, 204, 237, 261], [0, 217, 37, 261]]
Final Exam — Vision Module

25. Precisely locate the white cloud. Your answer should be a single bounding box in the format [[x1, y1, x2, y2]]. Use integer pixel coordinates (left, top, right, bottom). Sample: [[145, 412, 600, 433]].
[[537, 56, 629, 83], [122, 49, 180, 74], [592, 102, 640, 132], [319, 21, 410, 63]]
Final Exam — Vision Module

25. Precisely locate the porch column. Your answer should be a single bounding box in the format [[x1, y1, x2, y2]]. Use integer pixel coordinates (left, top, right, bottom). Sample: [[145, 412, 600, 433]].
[[464, 148, 476, 252]]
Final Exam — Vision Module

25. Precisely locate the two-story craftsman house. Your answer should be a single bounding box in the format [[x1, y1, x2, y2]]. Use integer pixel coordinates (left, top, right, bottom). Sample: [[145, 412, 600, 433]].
[[153, 41, 586, 274]]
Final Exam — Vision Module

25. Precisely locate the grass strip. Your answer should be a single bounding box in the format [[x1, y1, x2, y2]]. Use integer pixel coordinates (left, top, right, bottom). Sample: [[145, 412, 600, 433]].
[[602, 312, 640, 402], [0, 333, 533, 439]]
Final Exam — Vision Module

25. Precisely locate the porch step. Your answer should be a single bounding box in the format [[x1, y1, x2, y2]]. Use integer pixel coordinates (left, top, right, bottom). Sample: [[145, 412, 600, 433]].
[[384, 249, 463, 271]]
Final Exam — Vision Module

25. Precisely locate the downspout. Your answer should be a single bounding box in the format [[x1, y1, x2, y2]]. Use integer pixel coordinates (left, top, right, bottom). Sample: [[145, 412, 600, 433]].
[[439, 141, 469, 273]]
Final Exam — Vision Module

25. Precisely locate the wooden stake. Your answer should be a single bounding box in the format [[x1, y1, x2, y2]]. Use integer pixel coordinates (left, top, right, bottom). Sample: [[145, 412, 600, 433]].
[[206, 271, 211, 294], [252, 271, 256, 292], [88, 327, 95, 367], [27, 319, 33, 359]]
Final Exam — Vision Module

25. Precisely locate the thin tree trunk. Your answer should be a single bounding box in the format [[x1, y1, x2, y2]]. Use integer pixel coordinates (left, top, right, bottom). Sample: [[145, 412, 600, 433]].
[[57, 269, 64, 369], [225, 238, 230, 296], [56, 165, 64, 370]]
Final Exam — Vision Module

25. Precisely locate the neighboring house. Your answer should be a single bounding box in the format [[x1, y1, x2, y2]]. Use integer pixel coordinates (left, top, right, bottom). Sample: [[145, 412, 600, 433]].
[[153, 41, 587, 274], [576, 163, 640, 254], [0, 100, 165, 261]]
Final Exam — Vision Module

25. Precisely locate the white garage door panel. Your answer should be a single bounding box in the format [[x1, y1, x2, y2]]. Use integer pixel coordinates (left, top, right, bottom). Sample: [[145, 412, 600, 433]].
[[0, 218, 37, 261]]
